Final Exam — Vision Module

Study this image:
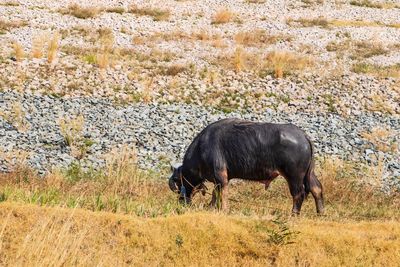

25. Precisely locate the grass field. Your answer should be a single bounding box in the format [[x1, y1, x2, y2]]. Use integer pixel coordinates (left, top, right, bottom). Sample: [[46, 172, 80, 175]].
[[0, 151, 399, 266]]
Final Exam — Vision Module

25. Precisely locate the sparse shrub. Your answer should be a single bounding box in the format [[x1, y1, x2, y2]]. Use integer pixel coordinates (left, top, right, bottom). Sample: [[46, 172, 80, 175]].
[[211, 9, 234, 24], [267, 218, 299, 246], [128, 4, 171, 21], [59, 4, 101, 19]]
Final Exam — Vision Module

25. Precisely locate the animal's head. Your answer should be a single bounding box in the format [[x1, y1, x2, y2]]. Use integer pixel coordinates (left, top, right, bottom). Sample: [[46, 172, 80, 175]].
[[168, 163, 188, 203], [168, 163, 206, 204]]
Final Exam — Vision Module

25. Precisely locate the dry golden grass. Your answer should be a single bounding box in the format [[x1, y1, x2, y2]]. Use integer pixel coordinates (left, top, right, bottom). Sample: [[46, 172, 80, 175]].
[[128, 4, 171, 21], [0, 147, 399, 267], [263, 51, 313, 78], [211, 9, 234, 24], [0, 201, 399, 266], [59, 4, 101, 19]]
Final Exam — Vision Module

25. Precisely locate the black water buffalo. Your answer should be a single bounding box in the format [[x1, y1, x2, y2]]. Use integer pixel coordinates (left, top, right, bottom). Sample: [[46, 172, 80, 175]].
[[168, 118, 324, 214]]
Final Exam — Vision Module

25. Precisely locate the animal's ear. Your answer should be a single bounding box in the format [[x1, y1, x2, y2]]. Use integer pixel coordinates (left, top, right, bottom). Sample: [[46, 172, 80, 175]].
[[170, 163, 182, 172]]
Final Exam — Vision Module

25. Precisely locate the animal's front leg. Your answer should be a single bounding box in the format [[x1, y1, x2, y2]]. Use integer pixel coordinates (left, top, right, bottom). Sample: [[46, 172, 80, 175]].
[[209, 187, 218, 208], [214, 169, 229, 211]]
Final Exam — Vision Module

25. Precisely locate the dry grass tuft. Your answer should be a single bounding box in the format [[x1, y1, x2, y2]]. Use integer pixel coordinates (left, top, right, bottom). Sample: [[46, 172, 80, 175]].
[[350, 0, 400, 9], [367, 93, 396, 114], [287, 17, 329, 28], [164, 64, 188, 76], [128, 4, 171, 21], [350, 40, 387, 59], [246, 0, 266, 3], [96, 28, 114, 69], [12, 41, 24, 62], [234, 30, 292, 46], [288, 17, 398, 28], [31, 33, 47, 59], [361, 127, 398, 153], [352, 62, 400, 78], [232, 46, 248, 72], [47, 32, 59, 63], [217, 47, 261, 72], [105, 6, 125, 14], [1, 1, 19, 6], [263, 51, 313, 78], [57, 115, 89, 159], [0, 101, 30, 132], [0, 19, 27, 34], [59, 4, 101, 19], [211, 9, 234, 24]]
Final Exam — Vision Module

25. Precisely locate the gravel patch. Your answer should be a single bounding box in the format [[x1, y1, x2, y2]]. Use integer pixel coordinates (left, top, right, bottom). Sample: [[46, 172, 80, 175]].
[[1, 91, 399, 191]]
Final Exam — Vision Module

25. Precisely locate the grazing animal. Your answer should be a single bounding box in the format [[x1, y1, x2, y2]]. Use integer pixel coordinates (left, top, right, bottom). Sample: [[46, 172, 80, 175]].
[[168, 118, 324, 214]]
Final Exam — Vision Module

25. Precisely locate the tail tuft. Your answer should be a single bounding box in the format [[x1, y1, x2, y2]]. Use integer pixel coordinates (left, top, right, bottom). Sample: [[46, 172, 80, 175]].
[[303, 136, 314, 199]]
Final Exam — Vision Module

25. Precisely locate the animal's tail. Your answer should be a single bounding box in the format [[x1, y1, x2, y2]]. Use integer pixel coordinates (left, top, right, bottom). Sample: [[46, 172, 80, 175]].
[[303, 135, 315, 198]]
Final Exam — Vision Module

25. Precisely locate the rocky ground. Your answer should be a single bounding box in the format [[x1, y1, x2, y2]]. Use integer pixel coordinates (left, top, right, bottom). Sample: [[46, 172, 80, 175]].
[[0, 1, 399, 190], [1, 91, 399, 191]]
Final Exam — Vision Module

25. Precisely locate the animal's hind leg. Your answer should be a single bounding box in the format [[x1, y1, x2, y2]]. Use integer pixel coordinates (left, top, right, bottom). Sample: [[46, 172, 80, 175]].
[[287, 175, 306, 215], [309, 171, 324, 214]]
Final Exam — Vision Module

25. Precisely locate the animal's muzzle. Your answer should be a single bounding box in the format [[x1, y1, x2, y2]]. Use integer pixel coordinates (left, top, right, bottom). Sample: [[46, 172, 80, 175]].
[[168, 177, 179, 193]]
